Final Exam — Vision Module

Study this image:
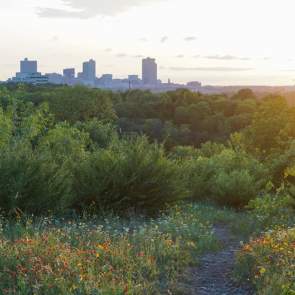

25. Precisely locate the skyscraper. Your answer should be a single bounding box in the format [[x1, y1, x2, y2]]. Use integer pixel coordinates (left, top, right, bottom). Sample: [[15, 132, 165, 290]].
[[63, 68, 75, 79], [142, 57, 157, 85], [20, 58, 37, 74], [82, 59, 96, 82]]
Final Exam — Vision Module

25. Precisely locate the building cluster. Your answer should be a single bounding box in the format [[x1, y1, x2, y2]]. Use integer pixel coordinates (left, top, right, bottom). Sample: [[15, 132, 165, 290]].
[[8, 57, 202, 91]]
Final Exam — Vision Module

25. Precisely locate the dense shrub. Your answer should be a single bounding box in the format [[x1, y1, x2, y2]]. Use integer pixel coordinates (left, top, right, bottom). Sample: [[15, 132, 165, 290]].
[[269, 140, 295, 186], [75, 119, 118, 149], [73, 137, 188, 213], [247, 193, 295, 230], [37, 123, 90, 164], [170, 145, 201, 160], [188, 149, 268, 207], [0, 107, 12, 148], [0, 143, 71, 213]]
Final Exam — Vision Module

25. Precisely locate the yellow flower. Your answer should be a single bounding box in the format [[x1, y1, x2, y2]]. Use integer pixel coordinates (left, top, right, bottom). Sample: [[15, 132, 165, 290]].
[[259, 267, 266, 275], [97, 244, 105, 250]]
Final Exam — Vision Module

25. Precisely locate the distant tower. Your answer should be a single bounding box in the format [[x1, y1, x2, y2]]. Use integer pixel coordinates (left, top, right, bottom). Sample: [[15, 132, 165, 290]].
[[63, 68, 75, 79], [20, 58, 38, 74], [82, 59, 96, 81], [142, 57, 157, 85]]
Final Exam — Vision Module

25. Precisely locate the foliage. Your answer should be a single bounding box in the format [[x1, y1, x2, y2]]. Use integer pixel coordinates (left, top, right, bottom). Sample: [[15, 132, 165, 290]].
[[111, 88, 258, 146], [0, 107, 12, 148], [244, 95, 295, 157], [27, 86, 117, 123], [37, 122, 90, 164], [2, 85, 295, 213], [75, 119, 118, 149], [187, 148, 267, 207], [247, 192, 295, 231], [73, 137, 188, 213], [0, 142, 72, 213], [235, 228, 295, 295]]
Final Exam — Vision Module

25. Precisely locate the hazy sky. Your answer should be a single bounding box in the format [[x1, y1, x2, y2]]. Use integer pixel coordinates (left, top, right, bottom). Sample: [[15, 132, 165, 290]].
[[1, 0, 295, 85]]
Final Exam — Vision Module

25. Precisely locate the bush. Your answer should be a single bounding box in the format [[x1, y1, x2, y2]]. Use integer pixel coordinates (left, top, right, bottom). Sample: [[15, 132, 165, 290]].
[[170, 146, 201, 160], [188, 149, 267, 207], [0, 143, 72, 213], [73, 137, 188, 213], [75, 119, 118, 149], [37, 122, 90, 164], [247, 193, 295, 230], [0, 107, 12, 149], [212, 170, 258, 207]]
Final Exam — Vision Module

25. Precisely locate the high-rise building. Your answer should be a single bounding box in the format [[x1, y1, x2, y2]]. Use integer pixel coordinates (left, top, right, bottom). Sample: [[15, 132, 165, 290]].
[[82, 59, 96, 82], [10, 58, 48, 84], [63, 68, 75, 79], [20, 58, 37, 74], [142, 57, 157, 85]]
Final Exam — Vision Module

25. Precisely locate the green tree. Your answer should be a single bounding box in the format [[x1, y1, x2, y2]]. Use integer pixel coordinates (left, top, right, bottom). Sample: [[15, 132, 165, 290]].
[[47, 86, 116, 123], [244, 95, 293, 156]]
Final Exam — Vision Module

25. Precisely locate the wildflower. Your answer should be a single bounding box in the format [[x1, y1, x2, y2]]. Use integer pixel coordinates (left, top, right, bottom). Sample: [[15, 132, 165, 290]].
[[97, 244, 105, 251], [259, 267, 266, 275], [242, 244, 253, 252]]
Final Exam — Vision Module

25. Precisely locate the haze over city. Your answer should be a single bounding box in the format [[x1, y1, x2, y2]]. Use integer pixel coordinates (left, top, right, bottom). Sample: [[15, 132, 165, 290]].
[[1, 0, 295, 85]]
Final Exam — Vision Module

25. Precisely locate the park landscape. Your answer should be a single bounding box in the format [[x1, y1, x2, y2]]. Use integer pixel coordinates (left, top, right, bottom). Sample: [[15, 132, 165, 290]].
[[0, 85, 294, 294]]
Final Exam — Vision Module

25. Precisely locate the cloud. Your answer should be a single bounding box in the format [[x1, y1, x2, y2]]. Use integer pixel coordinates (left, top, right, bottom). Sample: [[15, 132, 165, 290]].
[[161, 36, 168, 43], [116, 53, 127, 58], [139, 37, 148, 42], [205, 55, 250, 61], [184, 36, 197, 42], [37, 0, 164, 19], [37, 7, 91, 19], [193, 55, 200, 58], [132, 55, 144, 58], [176, 54, 184, 58], [105, 48, 112, 52], [169, 66, 253, 72]]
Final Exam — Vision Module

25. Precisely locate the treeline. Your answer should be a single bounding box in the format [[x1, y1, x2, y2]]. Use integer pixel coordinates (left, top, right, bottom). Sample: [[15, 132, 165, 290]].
[[0, 84, 295, 215], [6, 84, 258, 146]]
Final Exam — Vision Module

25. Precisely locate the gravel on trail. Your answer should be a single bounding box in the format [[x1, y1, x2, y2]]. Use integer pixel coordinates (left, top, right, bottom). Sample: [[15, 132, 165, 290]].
[[181, 225, 254, 295]]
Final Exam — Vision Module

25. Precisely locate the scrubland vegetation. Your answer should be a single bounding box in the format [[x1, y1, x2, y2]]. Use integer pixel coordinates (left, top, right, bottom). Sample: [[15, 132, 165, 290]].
[[0, 84, 294, 294]]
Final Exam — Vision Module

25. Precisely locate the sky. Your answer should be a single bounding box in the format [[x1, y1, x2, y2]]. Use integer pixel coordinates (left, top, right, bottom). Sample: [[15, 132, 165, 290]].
[[1, 0, 295, 85]]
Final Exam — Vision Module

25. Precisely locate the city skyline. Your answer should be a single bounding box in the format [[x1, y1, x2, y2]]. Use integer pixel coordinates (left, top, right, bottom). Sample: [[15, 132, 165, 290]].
[[9, 57, 190, 91], [1, 0, 295, 85]]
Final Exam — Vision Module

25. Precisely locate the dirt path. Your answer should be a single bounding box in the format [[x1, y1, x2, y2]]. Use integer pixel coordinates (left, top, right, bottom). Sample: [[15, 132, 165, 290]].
[[183, 225, 254, 295]]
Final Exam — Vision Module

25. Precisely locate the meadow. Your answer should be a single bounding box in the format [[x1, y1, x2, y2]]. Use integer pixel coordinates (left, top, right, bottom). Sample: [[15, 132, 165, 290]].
[[0, 204, 223, 294]]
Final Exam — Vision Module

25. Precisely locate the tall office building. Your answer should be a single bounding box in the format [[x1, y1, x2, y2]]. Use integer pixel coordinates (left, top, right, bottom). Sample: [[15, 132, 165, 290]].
[[142, 57, 157, 85], [20, 58, 38, 74], [63, 68, 75, 79], [82, 59, 96, 81], [11, 58, 48, 84]]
